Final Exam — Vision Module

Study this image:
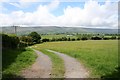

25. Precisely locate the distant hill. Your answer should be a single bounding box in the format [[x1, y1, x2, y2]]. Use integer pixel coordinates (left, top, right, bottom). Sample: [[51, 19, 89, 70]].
[[1, 26, 119, 35]]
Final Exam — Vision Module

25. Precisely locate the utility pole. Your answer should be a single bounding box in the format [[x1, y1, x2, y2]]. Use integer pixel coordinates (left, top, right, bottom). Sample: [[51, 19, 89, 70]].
[[13, 25, 17, 35]]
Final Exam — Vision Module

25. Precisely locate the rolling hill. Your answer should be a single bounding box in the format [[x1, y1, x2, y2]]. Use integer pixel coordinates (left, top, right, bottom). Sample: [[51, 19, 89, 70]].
[[1, 26, 119, 35]]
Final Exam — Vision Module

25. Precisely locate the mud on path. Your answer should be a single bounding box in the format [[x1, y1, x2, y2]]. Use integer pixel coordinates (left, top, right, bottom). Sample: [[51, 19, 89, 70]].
[[47, 50, 89, 78], [21, 49, 52, 78]]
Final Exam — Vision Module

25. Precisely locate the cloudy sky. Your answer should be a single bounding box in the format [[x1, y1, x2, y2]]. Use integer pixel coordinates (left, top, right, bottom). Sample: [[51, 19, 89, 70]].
[[0, 0, 119, 29]]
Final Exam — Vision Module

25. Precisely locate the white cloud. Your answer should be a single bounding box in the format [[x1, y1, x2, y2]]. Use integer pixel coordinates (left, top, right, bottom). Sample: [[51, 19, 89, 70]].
[[9, 2, 33, 8], [9, 0, 60, 10], [47, 0, 60, 11], [55, 1, 118, 28], [9, 0, 39, 8], [9, 3, 21, 8], [0, 0, 118, 29]]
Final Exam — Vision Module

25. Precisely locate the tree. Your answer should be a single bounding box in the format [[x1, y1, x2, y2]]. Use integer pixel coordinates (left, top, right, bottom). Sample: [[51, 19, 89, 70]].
[[51, 38, 56, 41], [77, 37, 80, 40], [91, 36, 102, 40], [71, 38, 75, 41], [19, 36, 33, 46], [28, 32, 41, 44], [42, 38, 50, 42], [81, 37, 88, 40], [111, 36, 116, 40], [67, 37, 71, 41], [61, 37, 67, 41]]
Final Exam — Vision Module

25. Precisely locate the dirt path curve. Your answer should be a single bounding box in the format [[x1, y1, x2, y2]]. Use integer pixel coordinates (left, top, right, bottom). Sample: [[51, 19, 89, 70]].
[[21, 49, 52, 78], [47, 49, 89, 78]]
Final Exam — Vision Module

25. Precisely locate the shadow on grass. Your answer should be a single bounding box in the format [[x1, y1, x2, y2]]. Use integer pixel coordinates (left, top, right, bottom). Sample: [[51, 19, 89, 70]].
[[2, 48, 26, 79], [2, 74, 26, 80], [2, 48, 26, 71], [101, 67, 120, 80]]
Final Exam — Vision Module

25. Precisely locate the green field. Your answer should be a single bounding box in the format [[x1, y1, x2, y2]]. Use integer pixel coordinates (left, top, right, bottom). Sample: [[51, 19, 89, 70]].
[[2, 48, 37, 78], [41, 34, 77, 39], [34, 40, 118, 77]]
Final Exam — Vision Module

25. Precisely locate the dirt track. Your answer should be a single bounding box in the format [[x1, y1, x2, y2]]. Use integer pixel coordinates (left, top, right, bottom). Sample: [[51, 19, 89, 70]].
[[21, 49, 89, 78], [21, 50, 52, 78], [47, 49, 89, 78]]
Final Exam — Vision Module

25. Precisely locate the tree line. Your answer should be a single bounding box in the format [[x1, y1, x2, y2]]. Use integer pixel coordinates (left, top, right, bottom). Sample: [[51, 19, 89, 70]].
[[42, 36, 120, 42], [2, 31, 120, 49]]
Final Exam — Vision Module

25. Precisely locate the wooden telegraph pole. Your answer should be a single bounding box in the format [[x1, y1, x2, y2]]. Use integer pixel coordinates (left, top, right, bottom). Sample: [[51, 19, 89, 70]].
[[13, 25, 18, 35]]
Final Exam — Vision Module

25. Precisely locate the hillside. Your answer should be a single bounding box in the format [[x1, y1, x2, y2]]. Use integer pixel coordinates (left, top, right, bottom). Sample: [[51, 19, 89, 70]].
[[1, 26, 119, 35]]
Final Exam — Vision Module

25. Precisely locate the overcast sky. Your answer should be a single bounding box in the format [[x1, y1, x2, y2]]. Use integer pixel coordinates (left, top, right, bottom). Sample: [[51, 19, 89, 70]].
[[0, 0, 119, 29]]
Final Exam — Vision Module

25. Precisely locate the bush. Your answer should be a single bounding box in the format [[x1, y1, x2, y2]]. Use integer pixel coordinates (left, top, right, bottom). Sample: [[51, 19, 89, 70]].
[[103, 37, 110, 40], [19, 42, 27, 48], [19, 36, 34, 47], [77, 38, 80, 40], [81, 37, 88, 40], [51, 38, 56, 41], [2, 34, 19, 49], [71, 38, 75, 41], [42, 38, 50, 42], [111, 36, 116, 40], [61, 37, 67, 41], [57, 38, 62, 41], [91, 36, 102, 40], [67, 38, 71, 41]]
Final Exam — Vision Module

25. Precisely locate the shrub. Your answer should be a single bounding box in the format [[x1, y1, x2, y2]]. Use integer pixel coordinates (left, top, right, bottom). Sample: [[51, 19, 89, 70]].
[[110, 36, 116, 40], [67, 38, 71, 41], [103, 37, 110, 40], [81, 37, 88, 40], [2, 34, 19, 49], [91, 36, 102, 40], [71, 38, 75, 41], [77, 38, 80, 40], [51, 38, 56, 41], [118, 36, 120, 40], [61, 37, 67, 41], [42, 38, 50, 42]]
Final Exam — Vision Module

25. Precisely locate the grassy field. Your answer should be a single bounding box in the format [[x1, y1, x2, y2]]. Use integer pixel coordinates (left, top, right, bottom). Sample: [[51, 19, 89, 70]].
[[2, 48, 37, 78], [32, 48, 65, 78], [41, 34, 77, 39], [34, 40, 118, 77], [41, 34, 118, 39]]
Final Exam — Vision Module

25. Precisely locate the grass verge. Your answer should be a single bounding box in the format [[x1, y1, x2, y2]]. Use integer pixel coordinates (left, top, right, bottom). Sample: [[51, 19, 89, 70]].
[[2, 48, 37, 78]]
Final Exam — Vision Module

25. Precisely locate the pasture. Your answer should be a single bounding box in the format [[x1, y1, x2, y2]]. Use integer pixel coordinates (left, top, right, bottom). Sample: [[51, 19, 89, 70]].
[[41, 34, 77, 39], [34, 40, 118, 77]]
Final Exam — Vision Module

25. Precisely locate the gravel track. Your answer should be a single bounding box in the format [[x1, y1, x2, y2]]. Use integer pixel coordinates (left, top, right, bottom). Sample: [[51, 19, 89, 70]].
[[21, 49, 52, 78], [47, 49, 89, 78]]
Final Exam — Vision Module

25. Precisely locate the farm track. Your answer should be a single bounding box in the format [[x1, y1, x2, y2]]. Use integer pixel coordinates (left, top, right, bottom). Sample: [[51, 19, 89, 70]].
[[21, 49, 52, 78], [47, 49, 89, 78], [21, 49, 89, 78]]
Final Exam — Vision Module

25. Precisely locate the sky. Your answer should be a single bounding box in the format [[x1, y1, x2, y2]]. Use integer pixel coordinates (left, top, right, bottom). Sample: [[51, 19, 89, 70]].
[[0, 0, 119, 29]]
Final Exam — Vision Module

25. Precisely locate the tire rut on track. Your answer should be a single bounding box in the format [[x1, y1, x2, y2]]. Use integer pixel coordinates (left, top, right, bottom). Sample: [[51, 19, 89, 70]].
[[47, 49, 89, 78], [21, 49, 52, 78]]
